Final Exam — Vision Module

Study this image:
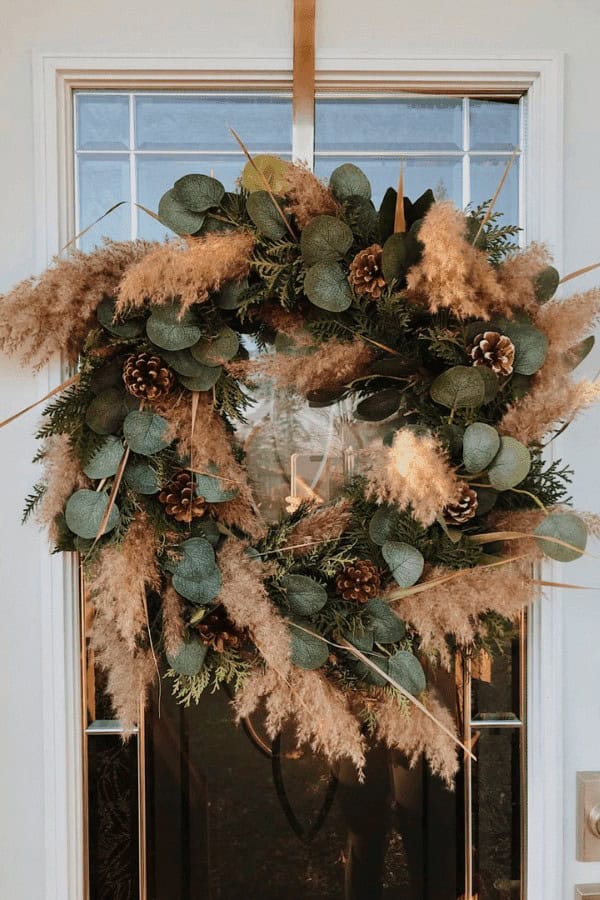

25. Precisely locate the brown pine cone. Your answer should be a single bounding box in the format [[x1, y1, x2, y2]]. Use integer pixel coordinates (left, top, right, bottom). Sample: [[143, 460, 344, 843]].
[[123, 351, 175, 400], [336, 560, 381, 603], [469, 331, 515, 376], [443, 483, 478, 525], [197, 607, 242, 653], [158, 470, 206, 523], [348, 244, 386, 300]]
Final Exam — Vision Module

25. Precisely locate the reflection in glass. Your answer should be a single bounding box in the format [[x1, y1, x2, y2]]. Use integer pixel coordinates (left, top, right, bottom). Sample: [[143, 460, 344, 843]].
[[470, 155, 520, 226], [472, 635, 521, 721], [76, 94, 130, 150], [469, 100, 520, 152], [77, 154, 131, 252]]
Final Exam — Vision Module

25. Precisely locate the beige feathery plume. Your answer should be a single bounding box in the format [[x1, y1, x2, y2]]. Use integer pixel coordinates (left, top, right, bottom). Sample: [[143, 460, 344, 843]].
[[377, 691, 459, 787], [116, 230, 255, 314], [230, 337, 374, 396], [366, 429, 460, 527], [499, 370, 600, 443], [496, 243, 552, 316], [0, 239, 156, 368], [284, 499, 353, 555], [161, 583, 186, 657], [536, 288, 600, 353], [405, 201, 505, 320], [282, 163, 342, 228], [36, 434, 89, 542]]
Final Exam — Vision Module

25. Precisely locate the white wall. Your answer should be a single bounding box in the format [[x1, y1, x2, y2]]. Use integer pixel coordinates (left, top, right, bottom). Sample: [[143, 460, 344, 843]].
[[1, 1, 600, 897]]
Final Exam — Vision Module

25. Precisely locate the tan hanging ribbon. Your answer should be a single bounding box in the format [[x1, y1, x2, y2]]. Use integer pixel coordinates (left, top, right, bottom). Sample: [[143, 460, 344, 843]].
[[293, 0, 316, 168]]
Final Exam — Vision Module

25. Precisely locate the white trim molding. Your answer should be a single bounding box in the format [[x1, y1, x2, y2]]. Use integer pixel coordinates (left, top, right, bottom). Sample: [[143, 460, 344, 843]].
[[32, 50, 564, 900]]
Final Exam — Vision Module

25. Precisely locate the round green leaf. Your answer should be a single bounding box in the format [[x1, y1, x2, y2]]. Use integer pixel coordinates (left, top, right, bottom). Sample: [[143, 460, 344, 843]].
[[381, 232, 422, 284], [240, 155, 289, 193], [158, 348, 213, 377], [289, 621, 329, 670], [500, 322, 549, 375], [365, 598, 406, 644], [304, 261, 353, 312], [565, 335, 595, 371], [64, 489, 120, 540], [462, 422, 501, 473], [194, 518, 221, 547], [215, 278, 248, 310], [83, 435, 125, 479], [123, 410, 171, 456], [343, 195, 379, 241], [356, 389, 402, 421], [97, 297, 145, 338], [535, 513, 588, 562], [487, 436, 531, 490], [353, 658, 389, 687], [300, 215, 354, 266], [479, 366, 500, 403], [172, 174, 225, 213], [172, 569, 222, 604], [158, 188, 205, 235], [123, 458, 160, 494], [171, 537, 221, 604], [195, 473, 237, 503], [146, 304, 202, 351], [382, 541, 424, 588], [329, 163, 371, 201], [430, 366, 486, 410], [368, 506, 397, 546], [246, 190, 288, 240], [534, 266, 560, 303], [89, 358, 127, 395], [166, 639, 208, 676], [474, 487, 498, 516], [85, 388, 135, 435], [388, 650, 426, 696], [343, 629, 374, 652], [191, 326, 240, 367], [282, 575, 328, 616], [179, 366, 222, 392]]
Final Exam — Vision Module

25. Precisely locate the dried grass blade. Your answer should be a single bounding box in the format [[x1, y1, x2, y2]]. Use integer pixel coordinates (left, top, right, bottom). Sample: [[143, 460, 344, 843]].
[[91, 446, 130, 549], [0, 373, 80, 429], [559, 261, 600, 285], [469, 529, 597, 558], [394, 161, 406, 233], [386, 554, 529, 602], [61, 202, 128, 253]]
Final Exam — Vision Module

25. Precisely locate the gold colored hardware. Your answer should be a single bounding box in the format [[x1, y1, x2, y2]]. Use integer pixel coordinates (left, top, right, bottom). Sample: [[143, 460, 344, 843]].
[[575, 886, 600, 899], [292, 0, 316, 166], [577, 773, 600, 861]]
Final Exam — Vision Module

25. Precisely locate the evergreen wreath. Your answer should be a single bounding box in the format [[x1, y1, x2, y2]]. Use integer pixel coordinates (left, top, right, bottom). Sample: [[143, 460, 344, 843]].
[[2, 146, 599, 785]]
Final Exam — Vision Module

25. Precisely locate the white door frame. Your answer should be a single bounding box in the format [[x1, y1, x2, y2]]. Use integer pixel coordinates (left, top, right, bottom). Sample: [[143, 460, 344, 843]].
[[33, 50, 565, 900]]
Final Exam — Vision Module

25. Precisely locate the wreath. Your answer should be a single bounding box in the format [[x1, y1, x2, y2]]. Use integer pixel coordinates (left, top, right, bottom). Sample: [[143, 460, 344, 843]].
[[2, 147, 599, 785]]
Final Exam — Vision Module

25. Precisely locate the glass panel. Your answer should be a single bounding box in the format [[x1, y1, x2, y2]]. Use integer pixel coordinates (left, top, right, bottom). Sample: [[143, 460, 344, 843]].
[[315, 98, 463, 151], [470, 155, 520, 225], [146, 675, 462, 900], [77, 154, 131, 251], [470, 100, 520, 152], [76, 94, 130, 150], [473, 729, 522, 899], [314, 155, 462, 208], [88, 734, 139, 900], [135, 95, 292, 151], [472, 635, 521, 721]]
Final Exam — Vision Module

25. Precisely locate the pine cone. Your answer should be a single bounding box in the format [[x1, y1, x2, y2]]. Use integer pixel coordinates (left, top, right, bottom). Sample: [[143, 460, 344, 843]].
[[443, 483, 478, 525], [348, 244, 386, 300], [469, 331, 515, 376], [336, 560, 381, 603], [197, 607, 242, 653], [123, 351, 175, 400], [158, 470, 206, 523]]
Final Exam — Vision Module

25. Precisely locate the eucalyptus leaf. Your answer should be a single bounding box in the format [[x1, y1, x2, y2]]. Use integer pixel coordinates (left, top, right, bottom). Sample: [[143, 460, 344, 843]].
[[356, 389, 402, 421], [535, 512, 587, 562], [329, 163, 371, 201], [246, 190, 288, 240], [215, 278, 248, 310], [191, 326, 239, 366], [510, 373, 532, 400], [378, 187, 397, 242], [462, 422, 501, 473], [353, 658, 388, 687], [123, 458, 160, 494], [171, 537, 222, 604], [304, 261, 353, 312], [282, 574, 328, 616], [85, 388, 135, 435], [430, 366, 486, 410], [381, 231, 422, 284], [343, 196, 379, 242], [179, 366, 222, 392], [343, 629, 375, 652], [500, 322, 549, 375], [487, 436, 531, 490], [382, 541, 424, 588], [172, 174, 225, 212], [146, 303, 202, 351], [388, 650, 427, 695], [240, 155, 289, 193], [289, 621, 329, 670], [366, 598, 406, 644], [158, 189, 205, 235], [368, 506, 397, 546], [64, 489, 120, 539], [534, 266, 560, 303], [123, 410, 171, 456], [83, 435, 125, 479], [474, 487, 498, 516], [97, 297, 145, 338], [166, 639, 208, 677], [369, 357, 415, 378], [195, 518, 221, 547], [159, 348, 213, 377], [300, 215, 353, 265], [565, 335, 595, 371], [195, 473, 238, 503]]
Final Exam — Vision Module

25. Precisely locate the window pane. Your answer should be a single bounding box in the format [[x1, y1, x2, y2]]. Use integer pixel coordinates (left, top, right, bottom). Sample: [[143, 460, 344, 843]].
[[315, 155, 462, 208], [76, 94, 130, 150], [470, 100, 520, 151], [135, 95, 292, 151], [315, 98, 463, 151], [471, 637, 522, 721], [470, 155, 519, 224], [77, 154, 130, 251]]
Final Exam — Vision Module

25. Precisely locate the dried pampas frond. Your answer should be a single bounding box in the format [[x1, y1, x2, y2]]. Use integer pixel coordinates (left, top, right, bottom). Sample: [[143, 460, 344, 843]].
[[161, 583, 186, 657], [366, 429, 460, 527], [499, 371, 600, 443], [536, 288, 600, 354], [116, 230, 255, 314], [285, 499, 353, 555], [0, 239, 156, 368], [282, 163, 342, 227], [496, 243, 551, 316], [36, 434, 89, 542]]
